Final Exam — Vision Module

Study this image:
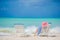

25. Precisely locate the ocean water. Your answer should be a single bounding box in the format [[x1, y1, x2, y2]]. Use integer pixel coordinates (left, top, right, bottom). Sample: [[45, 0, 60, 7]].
[[0, 18, 60, 28]]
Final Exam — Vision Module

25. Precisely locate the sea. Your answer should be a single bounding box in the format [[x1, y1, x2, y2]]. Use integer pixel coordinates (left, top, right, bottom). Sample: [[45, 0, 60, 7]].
[[0, 18, 60, 28]]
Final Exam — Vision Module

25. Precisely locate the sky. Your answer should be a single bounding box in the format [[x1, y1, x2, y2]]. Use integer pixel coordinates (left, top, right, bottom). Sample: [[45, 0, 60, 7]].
[[0, 0, 60, 18]]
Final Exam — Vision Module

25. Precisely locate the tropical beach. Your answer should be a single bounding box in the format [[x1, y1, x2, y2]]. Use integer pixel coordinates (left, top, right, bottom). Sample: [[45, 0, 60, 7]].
[[0, 18, 60, 40], [0, 0, 60, 40], [0, 33, 60, 40]]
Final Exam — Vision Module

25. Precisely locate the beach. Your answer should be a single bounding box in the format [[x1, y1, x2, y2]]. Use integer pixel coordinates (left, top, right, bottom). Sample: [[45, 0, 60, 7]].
[[0, 34, 60, 40], [0, 36, 60, 40], [0, 18, 60, 40]]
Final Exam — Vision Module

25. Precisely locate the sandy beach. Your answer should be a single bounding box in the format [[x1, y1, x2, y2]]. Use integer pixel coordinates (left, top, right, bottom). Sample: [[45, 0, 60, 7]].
[[0, 34, 60, 40]]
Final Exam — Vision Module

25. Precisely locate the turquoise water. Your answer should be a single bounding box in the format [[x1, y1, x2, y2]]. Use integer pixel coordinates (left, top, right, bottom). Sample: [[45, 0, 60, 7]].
[[0, 18, 60, 28]]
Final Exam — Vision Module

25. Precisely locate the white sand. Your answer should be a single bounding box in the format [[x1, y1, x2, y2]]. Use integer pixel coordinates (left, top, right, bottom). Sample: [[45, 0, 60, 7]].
[[0, 35, 60, 40]]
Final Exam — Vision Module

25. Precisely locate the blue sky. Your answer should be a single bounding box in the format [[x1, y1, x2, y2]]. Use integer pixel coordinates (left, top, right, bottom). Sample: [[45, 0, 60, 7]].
[[0, 0, 60, 18]]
